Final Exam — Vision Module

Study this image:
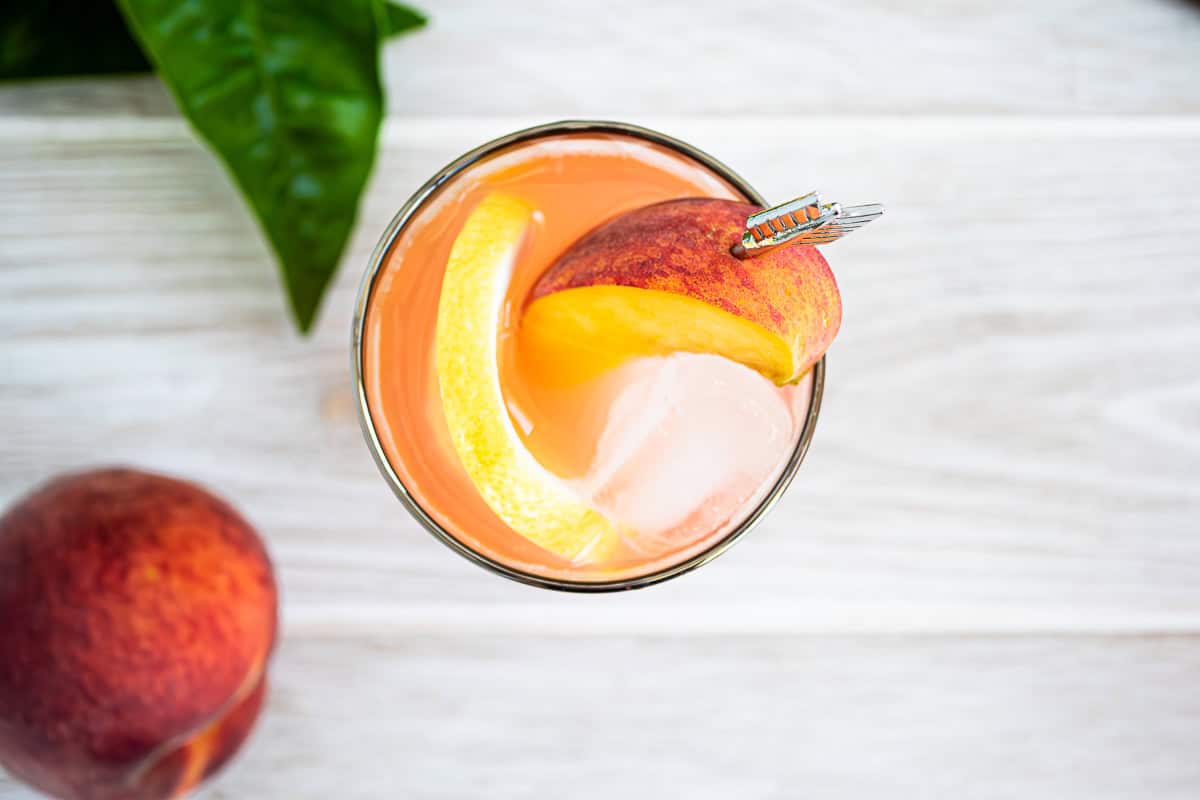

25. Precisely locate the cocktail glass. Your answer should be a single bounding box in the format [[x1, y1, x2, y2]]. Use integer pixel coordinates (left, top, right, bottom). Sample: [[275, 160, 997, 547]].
[[353, 121, 824, 591]]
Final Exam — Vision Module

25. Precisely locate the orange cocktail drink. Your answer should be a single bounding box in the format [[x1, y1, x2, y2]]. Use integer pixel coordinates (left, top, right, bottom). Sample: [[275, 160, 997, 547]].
[[354, 122, 827, 590]]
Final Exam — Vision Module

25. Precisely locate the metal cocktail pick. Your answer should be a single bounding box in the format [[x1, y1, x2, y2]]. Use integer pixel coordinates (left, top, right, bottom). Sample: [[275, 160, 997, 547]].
[[731, 192, 884, 258]]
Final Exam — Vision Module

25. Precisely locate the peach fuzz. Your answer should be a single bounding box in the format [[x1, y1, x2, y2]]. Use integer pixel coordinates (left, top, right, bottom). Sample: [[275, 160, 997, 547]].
[[523, 198, 841, 386], [0, 468, 277, 800]]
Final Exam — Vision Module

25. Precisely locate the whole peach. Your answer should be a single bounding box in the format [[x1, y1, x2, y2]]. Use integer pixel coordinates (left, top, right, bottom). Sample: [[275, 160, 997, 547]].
[[0, 468, 278, 800]]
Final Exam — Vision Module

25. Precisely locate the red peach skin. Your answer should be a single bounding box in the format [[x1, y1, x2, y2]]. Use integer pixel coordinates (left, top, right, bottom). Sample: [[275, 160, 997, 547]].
[[524, 198, 841, 385], [0, 468, 278, 800]]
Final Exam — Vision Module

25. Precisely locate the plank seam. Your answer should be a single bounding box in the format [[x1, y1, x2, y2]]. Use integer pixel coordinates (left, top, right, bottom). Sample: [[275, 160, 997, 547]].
[[3, 115, 1200, 142]]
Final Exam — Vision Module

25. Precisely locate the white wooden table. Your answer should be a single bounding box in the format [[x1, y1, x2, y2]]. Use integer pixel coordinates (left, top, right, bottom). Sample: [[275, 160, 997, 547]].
[[3, 1, 1200, 797]]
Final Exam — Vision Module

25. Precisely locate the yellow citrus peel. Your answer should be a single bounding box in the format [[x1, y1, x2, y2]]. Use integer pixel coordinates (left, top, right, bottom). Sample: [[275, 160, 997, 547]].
[[435, 193, 619, 563]]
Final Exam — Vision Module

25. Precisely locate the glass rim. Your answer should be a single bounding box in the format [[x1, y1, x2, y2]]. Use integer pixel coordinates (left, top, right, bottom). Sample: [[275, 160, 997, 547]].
[[351, 119, 826, 592]]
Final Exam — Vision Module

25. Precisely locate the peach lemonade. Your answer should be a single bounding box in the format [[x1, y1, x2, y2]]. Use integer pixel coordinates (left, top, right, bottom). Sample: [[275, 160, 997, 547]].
[[354, 122, 859, 589]]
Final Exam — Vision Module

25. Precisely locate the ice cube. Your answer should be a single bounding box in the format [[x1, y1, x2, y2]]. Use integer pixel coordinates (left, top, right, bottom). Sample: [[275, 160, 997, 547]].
[[572, 352, 795, 556]]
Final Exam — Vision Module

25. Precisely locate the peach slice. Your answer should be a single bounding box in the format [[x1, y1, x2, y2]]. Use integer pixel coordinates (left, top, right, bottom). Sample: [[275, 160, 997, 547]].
[[435, 193, 618, 563], [521, 197, 841, 386]]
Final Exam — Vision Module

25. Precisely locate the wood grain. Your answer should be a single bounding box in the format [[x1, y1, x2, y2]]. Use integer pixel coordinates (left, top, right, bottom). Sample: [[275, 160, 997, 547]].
[[3, 635, 1197, 800], [2, 2, 1200, 794], [1, 0, 1199, 117], [2, 117, 1198, 632]]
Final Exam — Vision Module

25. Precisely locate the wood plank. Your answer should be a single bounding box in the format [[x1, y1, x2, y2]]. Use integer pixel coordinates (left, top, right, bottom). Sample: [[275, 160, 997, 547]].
[[1, 0, 1199, 117], [3, 634, 1198, 799], [1, 117, 1198, 631]]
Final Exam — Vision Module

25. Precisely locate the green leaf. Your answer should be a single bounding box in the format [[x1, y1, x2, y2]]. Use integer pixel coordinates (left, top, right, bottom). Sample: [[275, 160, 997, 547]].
[[0, 3, 151, 80], [115, 0, 387, 331], [382, 3, 427, 38]]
